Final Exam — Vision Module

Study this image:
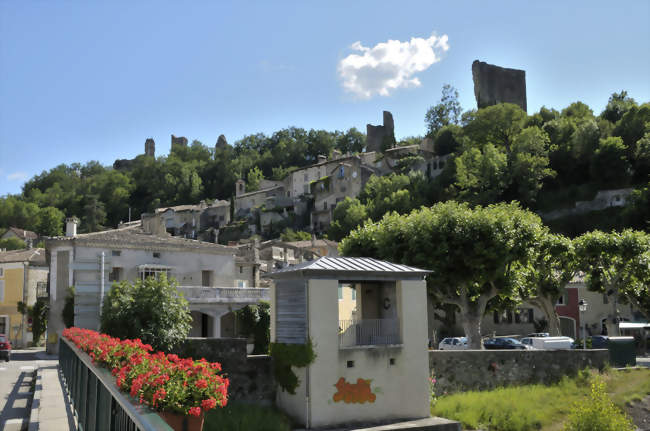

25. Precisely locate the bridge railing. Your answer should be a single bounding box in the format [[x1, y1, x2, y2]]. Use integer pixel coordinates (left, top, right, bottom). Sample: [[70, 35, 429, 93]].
[[59, 336, 172, 431]]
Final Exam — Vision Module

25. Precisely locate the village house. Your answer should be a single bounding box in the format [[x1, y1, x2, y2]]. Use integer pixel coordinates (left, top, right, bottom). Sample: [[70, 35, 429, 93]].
[[1, 226, 39, 246], [45, 217, 268, 354], [153, 199, 231, 240], [0, 248, 48, 347]]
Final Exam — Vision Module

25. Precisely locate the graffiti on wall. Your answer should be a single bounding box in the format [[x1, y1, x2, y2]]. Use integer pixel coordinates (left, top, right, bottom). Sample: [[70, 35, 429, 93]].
[[332, 377, 377, 404]]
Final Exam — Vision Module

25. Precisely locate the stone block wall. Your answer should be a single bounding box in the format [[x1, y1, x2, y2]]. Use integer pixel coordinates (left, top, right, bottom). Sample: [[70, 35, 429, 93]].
[[429, 349, 608, 394], [174, 338, 275, 405]]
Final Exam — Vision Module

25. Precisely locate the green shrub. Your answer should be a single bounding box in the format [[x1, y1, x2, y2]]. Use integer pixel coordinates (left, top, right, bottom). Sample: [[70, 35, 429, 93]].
[[100, 274, 192, 352], [62, 286, 75, 328], [564, 378, 634, 431], [269, 339, 316, 394]]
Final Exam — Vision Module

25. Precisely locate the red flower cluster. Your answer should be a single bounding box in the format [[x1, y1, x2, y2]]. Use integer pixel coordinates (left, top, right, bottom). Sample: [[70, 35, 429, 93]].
[[63, 327, 229, 416]]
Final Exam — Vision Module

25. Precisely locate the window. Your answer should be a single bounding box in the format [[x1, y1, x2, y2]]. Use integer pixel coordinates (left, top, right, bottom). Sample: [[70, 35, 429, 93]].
[[351, 287, 356, 300], [153, 252, 161, 258], [111, 250, 121, 257], [0, 280, 4, 302], [36, 282, 48, 298], [202, 271, 212, 287], [0, 316, 7, 335], [236, 280, 247, 288], [139, 267, 170, 281], [109, 267, 122, 282], [338, 166, 345, 178], [0, 268, 3, 277], [239, 266, 243, 274], [338, 284, 343, 300], [219, 215, 225, 222], [556, 295, 565, 305], [323, 201, 328, 210]]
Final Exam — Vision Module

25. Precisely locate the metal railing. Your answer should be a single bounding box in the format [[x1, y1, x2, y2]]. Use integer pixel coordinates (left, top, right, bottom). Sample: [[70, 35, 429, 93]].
[[178, 286, 270, 303], [339, 318, 401, 348], [59, 336, 172, 431]]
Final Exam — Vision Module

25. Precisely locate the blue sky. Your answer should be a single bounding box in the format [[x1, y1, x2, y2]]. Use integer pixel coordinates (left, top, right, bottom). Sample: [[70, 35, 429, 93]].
[[1, 1, 649, 196]]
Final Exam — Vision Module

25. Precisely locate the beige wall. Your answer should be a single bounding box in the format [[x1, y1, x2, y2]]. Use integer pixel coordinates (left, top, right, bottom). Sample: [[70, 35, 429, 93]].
[[276, 278, 430, 428]]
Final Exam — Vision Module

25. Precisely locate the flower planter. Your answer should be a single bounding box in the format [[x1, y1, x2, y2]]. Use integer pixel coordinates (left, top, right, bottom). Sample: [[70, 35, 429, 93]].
[[159, 411, 204, 431]]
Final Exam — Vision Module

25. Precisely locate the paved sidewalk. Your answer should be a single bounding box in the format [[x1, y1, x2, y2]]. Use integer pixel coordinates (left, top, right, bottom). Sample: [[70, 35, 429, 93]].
[[31, 351, 75, 431]]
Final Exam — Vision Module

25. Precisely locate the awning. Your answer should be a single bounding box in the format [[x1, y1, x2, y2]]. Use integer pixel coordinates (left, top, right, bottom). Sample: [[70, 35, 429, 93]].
[[619, 322, 650, 329]]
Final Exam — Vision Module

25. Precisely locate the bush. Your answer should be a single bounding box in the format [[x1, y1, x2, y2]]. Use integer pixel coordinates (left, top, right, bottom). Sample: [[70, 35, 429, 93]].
[[564, 378, 634, 431], [235, 302, 270, 354], [100, 274, 192, 352], [62, 286, 75, 328]]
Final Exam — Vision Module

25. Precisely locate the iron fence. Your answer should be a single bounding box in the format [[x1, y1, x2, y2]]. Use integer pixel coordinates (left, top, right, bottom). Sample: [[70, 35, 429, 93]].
[[338, 318, 401, 348], [59, 336, 172, 431]]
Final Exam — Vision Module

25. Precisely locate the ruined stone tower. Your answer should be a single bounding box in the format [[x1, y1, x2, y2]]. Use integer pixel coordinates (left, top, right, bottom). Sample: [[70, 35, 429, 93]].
[[366, 111, 396, 153], [216, 134, 228, 151], [472, 60, 527, 112], [171, 135, 189, 148], [144, 138, 155, 157]]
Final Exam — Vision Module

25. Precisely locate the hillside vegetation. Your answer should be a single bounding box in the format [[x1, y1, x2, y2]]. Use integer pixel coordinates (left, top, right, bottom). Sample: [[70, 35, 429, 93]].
[[0, 89, 647, 237]]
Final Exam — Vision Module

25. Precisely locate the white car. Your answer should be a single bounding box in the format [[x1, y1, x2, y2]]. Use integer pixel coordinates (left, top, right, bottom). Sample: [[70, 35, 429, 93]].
[[521, 336, 574, 350], [438, 337, 468, 350]]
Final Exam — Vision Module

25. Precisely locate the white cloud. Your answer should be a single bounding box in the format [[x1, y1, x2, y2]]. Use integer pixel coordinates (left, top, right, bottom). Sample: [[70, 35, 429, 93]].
[[338, 33, 449, 99], [7, 172, 27, 181]]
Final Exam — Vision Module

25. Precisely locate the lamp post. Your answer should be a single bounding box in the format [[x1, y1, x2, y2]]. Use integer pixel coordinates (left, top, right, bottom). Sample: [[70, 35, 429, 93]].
[[579, 299, 588, 350]]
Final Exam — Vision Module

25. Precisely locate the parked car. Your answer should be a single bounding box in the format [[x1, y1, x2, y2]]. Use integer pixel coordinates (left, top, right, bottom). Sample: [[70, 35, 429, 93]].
[[0, 334, 11, 362], [522, 336, 574, 349], [438, 337, 468, 350], [483, 337, 530, 350]]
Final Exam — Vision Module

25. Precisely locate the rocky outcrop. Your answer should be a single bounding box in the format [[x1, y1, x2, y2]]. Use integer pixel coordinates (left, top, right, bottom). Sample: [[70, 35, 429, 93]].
[[472, 60, 527, 112], [366, 111, 396, 153]]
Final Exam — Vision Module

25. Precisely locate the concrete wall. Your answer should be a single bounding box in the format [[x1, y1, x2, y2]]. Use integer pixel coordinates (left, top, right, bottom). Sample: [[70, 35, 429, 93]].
[[429, 349, 609, 394], [174, 337, 275, 405]]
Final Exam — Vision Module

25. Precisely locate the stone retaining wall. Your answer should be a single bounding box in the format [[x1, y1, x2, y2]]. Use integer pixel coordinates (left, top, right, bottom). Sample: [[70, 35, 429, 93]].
[[429, 349, 609, 394], [174, 338, 275, 405]]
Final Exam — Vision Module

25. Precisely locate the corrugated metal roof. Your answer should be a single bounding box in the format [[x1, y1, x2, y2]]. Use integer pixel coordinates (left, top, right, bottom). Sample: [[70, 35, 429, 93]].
[[265, 257, 430, 279]]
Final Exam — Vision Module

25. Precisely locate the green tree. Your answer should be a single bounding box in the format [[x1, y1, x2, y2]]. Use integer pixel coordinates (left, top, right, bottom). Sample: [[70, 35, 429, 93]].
[[601, 91, 637, 124], [463, 103, 527, 152], [433, 125, 462, 156], [520, 233, 576, 336], [340, 201, 546, 349], [246, 166, 265, 192], [37, 206, 64, 236], [328, 198, 369, 242], [81, 195, 107, 232], [280, 228, 311, 242], [0, 237, 26, 250], [575, 230, 650, 322], [425, 84, 462, 136], [633, 131, 650, 181], [590, 137, 631, 187], [360, 173, 427, 221], [623, 182, 650, 231], [510, 126, 555, 205], [453, 144, 508, 205], [100, 274, 192, 351]]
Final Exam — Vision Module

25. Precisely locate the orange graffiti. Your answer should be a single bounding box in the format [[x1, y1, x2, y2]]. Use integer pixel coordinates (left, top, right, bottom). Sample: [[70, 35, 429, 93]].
[[332, 377, 377, 404]]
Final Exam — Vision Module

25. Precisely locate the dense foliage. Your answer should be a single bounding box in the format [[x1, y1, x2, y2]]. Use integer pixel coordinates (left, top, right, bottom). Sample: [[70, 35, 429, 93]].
[[235, 301, 271, 354], [341, 201, 546, 349], [63, 327, 228, 416], [100, 274, 192, 352], [269, 339, 316, 394], [0, 88, 646, 239]]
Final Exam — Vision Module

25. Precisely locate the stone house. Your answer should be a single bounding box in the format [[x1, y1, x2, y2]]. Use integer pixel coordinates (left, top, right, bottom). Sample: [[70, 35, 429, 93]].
[[45, 218, 268, 354], [0, 248, 48, 347], [152, 199, 231, 240], [1, 227, 39, 246]]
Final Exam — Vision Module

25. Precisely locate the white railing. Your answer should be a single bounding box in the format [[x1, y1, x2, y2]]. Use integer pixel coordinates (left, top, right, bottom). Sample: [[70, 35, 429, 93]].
[[339, 318, 401, 348], [178, 286, 270, 303]]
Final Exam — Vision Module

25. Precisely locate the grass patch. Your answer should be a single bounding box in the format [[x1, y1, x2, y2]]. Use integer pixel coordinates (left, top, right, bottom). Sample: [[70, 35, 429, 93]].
[[431, 368, 649, 431], [203, 402, 291, 431]]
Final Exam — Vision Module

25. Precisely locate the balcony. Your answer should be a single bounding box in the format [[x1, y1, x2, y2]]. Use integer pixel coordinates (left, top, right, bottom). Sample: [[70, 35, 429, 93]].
[[178, 286, 270, 304], [339, 318, 401, 348]]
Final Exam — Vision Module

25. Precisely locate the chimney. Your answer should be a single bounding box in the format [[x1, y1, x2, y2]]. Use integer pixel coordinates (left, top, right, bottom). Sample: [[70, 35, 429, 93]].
[[65, 217, 79, 237], [235, 179, 246, 197], [317, 155, 327, 164]]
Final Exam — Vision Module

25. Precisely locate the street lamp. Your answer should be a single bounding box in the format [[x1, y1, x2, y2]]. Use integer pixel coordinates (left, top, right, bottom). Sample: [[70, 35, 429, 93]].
[[578, 299, 588, 350]]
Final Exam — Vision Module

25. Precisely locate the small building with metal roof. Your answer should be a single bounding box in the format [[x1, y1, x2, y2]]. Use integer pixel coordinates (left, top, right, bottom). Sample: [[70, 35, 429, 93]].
[[265, 256, 431, 428]]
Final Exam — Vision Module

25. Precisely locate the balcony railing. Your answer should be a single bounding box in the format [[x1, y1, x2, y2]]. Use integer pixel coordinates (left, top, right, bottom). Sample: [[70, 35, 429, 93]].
[[178, 286, 270, 303], [59, 336, 172, 431], [339, 318, 401, 348]]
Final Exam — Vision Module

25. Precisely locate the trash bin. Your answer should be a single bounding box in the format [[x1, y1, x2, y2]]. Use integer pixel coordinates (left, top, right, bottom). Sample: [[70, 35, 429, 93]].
[[608, 336, 636, 367]]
